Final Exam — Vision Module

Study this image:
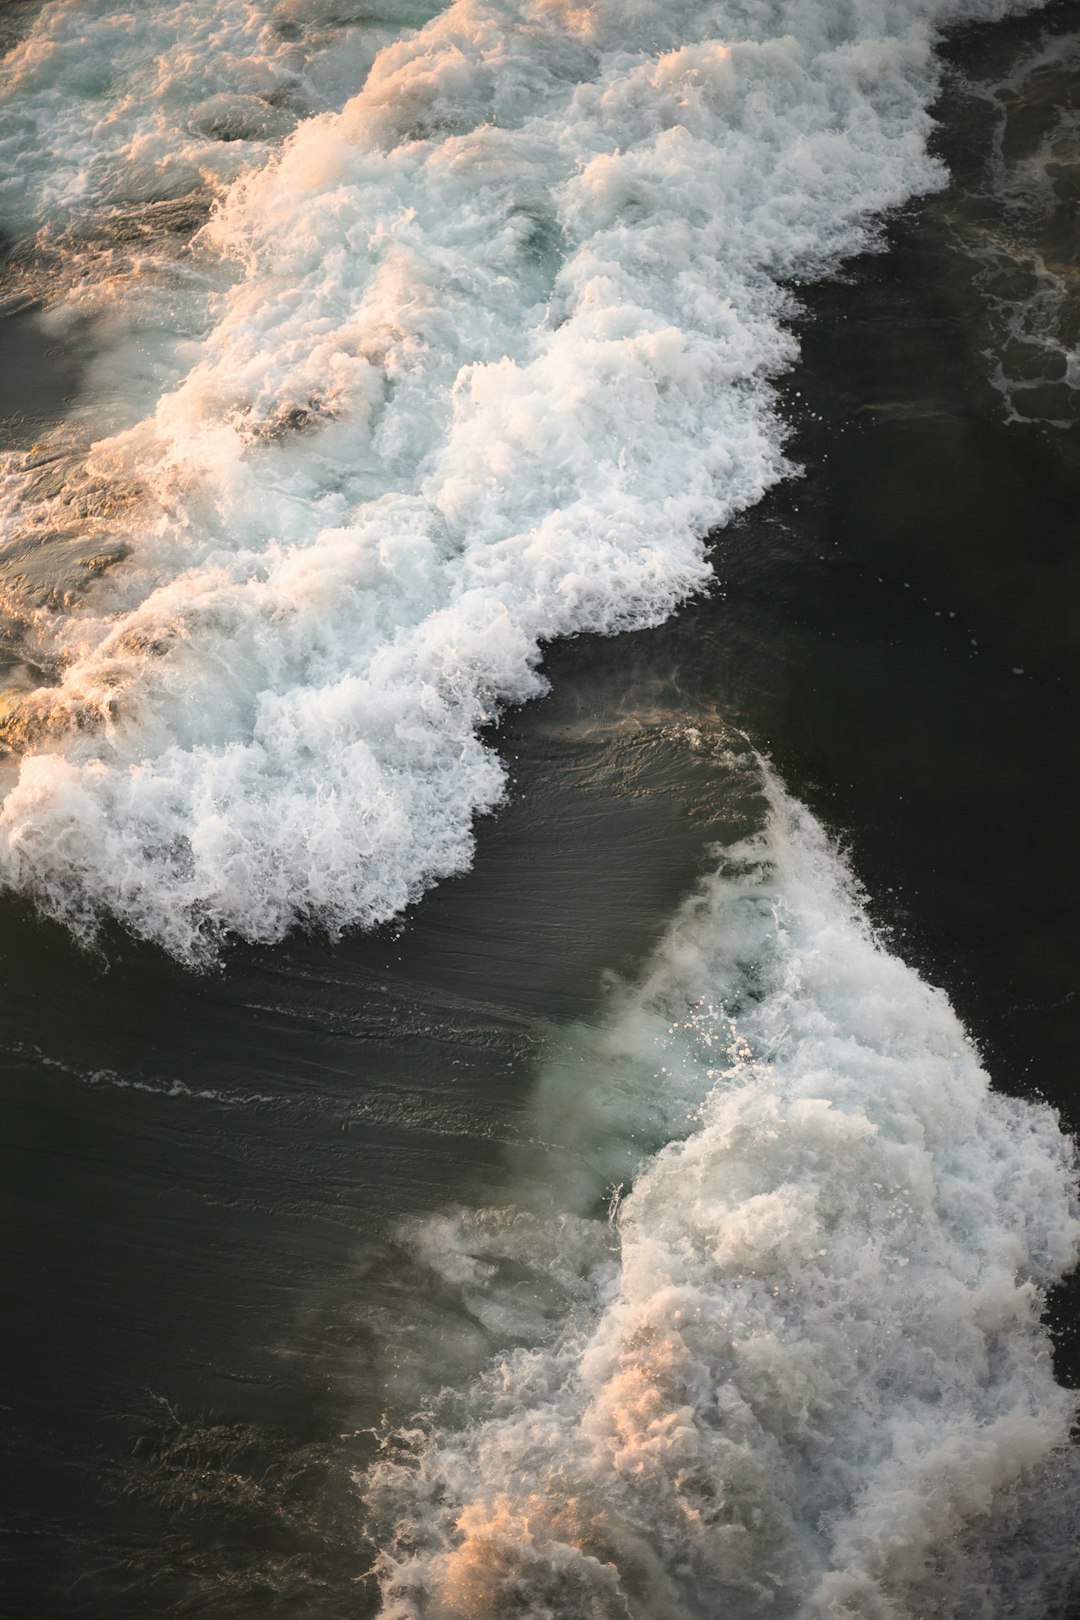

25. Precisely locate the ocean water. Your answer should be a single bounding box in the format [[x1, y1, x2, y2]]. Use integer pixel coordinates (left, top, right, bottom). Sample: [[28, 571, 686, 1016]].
[[1, 0, 1079, 1615]]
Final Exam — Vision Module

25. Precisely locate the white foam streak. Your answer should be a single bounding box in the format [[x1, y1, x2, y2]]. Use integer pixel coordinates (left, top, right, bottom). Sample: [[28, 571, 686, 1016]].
[[367, 772, 1080, 1619]]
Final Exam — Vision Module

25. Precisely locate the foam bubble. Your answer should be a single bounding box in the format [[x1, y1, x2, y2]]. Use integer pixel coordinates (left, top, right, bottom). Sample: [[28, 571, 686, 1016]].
[[365, 766, 1080, 1619]]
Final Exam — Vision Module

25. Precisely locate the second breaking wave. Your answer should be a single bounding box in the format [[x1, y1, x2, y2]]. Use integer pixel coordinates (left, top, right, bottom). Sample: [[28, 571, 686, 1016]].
[[365, 762, 1080, 1619]]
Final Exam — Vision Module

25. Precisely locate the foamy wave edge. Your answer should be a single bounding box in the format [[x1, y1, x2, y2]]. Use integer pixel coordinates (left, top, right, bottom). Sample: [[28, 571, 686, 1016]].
[[364, 764, 1080, 1619], [0, 0, 1043, 958]]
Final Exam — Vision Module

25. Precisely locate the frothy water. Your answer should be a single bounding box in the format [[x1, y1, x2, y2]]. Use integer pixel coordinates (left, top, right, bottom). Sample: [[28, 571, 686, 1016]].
[[0, 0, 442, 234], [940, 11, 1080, 425], [365, 763, 1080, 1619], [0, 0, 1043, 961]]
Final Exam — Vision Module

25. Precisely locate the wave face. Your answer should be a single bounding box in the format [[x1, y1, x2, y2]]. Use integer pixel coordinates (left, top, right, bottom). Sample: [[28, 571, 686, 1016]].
[[0, 0, 1037, 960], [366, 766, 1080, 1619]]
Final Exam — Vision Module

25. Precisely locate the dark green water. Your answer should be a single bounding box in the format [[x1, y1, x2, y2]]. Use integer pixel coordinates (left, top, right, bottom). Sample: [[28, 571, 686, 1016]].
[[2, 4, 1080, 1615]]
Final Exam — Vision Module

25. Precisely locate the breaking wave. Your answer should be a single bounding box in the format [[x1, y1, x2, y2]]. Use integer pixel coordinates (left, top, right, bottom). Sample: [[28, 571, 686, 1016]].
[[0, 0, 1041, 959], [365, 764, 1080, 1619]]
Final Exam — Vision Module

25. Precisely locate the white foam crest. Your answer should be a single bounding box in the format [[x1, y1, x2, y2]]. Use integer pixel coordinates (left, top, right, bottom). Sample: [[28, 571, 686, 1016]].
[[366, 769, 1080, 1619], [0, 0, 1042, 957]]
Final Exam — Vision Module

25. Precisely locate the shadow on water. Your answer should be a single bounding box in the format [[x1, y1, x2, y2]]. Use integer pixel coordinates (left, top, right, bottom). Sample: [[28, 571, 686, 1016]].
[[0, 302, 86, 452], [0, 629, 746, 1615]]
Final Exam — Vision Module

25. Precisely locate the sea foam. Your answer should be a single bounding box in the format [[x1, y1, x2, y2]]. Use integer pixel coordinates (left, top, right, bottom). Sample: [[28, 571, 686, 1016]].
[[0, 0, 1041, 958], [366, 766, 1080, 1619], [0, 0, 442, 232]]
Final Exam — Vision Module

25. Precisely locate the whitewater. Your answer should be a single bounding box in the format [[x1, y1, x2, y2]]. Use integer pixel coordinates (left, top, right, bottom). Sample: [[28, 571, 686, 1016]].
[[366, 761, 1080, 1617], [0, 0, 1045, 958]]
